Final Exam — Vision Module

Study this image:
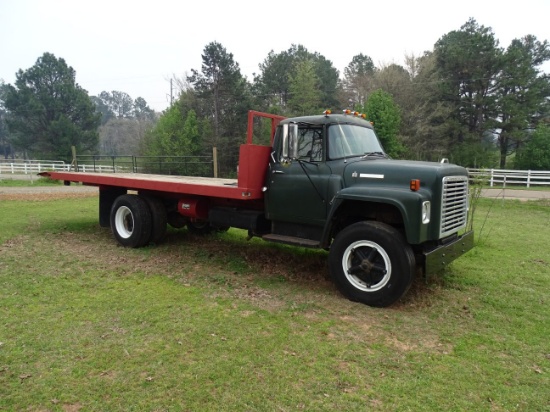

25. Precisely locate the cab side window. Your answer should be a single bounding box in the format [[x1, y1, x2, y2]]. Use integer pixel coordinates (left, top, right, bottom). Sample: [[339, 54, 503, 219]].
[[297, 127, 323, 161]]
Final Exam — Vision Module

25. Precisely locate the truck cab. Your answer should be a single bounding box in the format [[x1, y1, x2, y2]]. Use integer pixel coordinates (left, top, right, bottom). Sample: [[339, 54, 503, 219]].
[[258, 110, 473, 306]]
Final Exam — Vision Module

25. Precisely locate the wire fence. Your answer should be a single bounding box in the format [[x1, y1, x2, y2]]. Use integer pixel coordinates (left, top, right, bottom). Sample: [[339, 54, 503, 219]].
[[73, 155, 214, 177], [0, 156, 214, 178]]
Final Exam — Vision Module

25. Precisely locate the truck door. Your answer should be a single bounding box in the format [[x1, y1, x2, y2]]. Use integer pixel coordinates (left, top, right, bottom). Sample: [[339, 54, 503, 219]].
[[265, 125, 330, 226]]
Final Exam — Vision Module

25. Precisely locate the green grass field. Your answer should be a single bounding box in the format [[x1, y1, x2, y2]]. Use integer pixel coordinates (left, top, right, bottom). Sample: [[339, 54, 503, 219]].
[[1, 195, 549, 411], [0, 176, 62, 187]]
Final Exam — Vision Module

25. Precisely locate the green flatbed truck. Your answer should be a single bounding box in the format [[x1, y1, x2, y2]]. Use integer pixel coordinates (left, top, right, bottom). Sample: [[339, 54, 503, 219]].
[[41, 110, 474, 307]]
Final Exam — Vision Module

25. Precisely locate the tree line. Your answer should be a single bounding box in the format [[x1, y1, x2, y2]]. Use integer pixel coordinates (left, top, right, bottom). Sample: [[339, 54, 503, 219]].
[[1, 18, 549, 172]]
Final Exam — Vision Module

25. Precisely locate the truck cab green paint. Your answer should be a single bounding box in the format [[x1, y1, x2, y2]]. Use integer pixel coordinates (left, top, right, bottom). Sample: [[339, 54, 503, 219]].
[[264, 112, 472, 274]]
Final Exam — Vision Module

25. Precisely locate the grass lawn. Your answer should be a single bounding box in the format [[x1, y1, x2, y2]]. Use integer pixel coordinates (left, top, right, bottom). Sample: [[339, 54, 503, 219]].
[[0, 195, 549, 411], [0, 176, 63, 187]]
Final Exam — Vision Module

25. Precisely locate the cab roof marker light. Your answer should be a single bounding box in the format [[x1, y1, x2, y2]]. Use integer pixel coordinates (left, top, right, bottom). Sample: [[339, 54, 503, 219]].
[[342, 110, 367, 119], [323, 109, 332, 116]]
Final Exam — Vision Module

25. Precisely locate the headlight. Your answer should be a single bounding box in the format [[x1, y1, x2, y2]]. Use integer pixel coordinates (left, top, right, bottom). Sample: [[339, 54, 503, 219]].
[[422, 201, 431, 224]]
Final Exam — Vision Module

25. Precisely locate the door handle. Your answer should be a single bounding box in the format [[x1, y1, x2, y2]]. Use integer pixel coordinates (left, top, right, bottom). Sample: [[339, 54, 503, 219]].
[[273, 170, 285, 174]]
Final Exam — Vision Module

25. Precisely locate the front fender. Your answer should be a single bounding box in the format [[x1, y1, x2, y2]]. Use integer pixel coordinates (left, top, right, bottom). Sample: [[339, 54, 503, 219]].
[[322, 187, 431, 246]]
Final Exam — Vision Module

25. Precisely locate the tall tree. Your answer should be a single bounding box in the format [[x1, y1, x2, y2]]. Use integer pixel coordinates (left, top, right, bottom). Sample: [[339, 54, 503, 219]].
[[133, 97, 156, 121], [343, 53, 376, 107], [363, 89, 403, 158], [434, 18, 502, 146], [3, 53, 100, 159], [373, 63, 411, 106], [288, 60, 322, 115], [187, 42, 252, 176], [96, 91, 134, 119], [401, 52, 454, 161], [255, 49, 295, 110], [495, 35, 550, 167], [91, 95, 115, 126], [187, 42, 251, 145], [0, 79, 13, 158], [254, 44, 340, 113]]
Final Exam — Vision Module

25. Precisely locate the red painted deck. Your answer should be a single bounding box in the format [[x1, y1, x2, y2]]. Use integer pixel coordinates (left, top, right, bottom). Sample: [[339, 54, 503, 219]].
[[40, 171, 265, 200]]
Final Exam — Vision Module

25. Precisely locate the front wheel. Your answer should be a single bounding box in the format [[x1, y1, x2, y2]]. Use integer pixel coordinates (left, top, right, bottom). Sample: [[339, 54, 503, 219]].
[[329, 221, 415, 307]]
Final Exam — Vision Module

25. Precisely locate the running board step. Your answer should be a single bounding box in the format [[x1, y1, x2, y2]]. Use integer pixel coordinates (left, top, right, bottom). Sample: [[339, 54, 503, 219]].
[[262, 234, 320, 248]]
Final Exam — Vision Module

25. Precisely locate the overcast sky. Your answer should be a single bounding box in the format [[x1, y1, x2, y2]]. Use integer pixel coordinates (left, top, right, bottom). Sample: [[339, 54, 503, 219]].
[[1, 0, 549, 112]]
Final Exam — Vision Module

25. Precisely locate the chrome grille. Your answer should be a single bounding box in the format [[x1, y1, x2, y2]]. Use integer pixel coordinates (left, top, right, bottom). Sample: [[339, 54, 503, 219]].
[[440, 176, 468, 237]]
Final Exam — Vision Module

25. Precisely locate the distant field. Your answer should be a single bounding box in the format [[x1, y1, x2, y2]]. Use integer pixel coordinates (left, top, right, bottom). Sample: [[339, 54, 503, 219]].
[[1, 195, 549, 411]]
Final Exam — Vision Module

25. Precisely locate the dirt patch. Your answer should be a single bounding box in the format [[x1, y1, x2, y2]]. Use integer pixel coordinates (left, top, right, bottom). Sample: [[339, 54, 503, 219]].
[[0, 185, 98, 201]]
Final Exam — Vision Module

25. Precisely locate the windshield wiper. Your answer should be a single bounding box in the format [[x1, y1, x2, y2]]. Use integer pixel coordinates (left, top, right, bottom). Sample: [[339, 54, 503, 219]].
[[362, 152, 387, 159]]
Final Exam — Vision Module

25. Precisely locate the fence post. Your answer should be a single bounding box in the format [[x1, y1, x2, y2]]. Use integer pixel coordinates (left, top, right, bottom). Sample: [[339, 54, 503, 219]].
[[70, 146, 78, 171], [490, 169, 494, 187], [527, 170, 531, 188], [213, 147, 218, 178]]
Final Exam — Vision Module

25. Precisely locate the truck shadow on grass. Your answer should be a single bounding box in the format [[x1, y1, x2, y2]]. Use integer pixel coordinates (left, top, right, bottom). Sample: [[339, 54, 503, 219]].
[[20, 223, 463, 313], [152, 228, 458, 311]]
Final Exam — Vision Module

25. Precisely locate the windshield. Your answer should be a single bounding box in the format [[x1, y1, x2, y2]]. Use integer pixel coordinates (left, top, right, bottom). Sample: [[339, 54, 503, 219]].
[[327, 124, 384, 159]]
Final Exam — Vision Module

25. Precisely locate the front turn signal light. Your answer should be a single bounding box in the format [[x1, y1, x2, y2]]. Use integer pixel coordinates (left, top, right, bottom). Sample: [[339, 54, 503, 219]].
[[410, 179, 421, 191]]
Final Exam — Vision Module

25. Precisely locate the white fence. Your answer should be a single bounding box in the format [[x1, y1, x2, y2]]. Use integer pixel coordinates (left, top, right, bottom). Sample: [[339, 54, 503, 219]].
[[468, 168, 550, 188], [0, 160, 119, 174]]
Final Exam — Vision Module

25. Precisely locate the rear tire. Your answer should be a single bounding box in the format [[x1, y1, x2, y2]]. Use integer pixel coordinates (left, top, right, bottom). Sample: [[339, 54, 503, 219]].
[[110, 194, 152, 248], [329, 221, 415, 307], [143, 196, 167, 244]]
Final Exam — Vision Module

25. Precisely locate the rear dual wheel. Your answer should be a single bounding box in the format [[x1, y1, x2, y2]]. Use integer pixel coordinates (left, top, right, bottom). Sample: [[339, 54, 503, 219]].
[[143, 196, 167, 244], [110, 194, 167, 247]]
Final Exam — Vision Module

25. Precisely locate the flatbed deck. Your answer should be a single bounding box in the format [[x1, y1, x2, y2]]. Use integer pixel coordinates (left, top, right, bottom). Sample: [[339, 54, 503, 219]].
[[39, 171, 264, 200]]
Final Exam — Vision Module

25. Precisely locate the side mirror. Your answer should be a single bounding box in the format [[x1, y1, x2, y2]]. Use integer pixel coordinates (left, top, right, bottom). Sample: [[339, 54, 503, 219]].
[[282, 124, 289, 160], [289, 123, 298, 159], [281, 123, 298, 164]]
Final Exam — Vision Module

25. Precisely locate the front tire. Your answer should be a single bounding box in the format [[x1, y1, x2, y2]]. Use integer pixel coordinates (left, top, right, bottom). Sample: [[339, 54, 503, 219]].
[[329, 221, 415, 307], [110, 194, 152, 248]]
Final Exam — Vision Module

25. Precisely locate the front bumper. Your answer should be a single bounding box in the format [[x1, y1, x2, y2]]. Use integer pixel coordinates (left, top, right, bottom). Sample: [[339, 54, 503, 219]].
[[423, 231, 474, 275]]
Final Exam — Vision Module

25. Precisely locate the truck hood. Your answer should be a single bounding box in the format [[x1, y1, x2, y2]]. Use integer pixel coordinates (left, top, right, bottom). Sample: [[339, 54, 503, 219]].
[[342, 158, 468, 190]]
